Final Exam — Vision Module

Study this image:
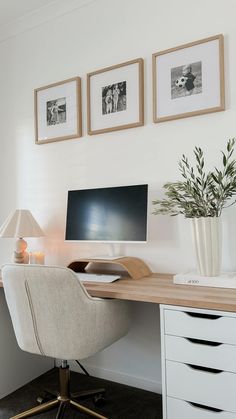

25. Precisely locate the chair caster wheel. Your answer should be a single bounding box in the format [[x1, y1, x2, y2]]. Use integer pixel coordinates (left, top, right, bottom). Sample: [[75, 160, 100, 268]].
[[37, 395, 45, 405], [93, 393, 106, 407], [37, 391, 54, 405]]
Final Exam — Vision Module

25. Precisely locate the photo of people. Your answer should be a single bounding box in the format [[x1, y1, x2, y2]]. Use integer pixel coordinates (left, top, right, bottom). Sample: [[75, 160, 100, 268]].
[[47, 97, 66, 125], [102, 81, 126, 115], [171, 61, 202, 100]]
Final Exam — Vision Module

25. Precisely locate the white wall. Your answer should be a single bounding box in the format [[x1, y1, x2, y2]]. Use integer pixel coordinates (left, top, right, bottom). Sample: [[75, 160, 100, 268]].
[[0, 0, 236, 393]]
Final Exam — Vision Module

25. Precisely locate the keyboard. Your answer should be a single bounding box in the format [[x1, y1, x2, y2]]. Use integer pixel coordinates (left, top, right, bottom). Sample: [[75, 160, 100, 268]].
[[76, 272, 120, 283]]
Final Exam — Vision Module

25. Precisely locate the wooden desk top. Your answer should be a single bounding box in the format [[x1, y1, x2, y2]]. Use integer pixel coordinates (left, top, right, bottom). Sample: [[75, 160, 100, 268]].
[[2, 273, 236, 313], [83, 273, 236, 312]]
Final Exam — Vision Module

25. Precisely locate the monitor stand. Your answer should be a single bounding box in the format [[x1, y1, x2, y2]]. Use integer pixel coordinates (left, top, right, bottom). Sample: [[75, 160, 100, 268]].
[[68, 257, 152, 280], [91, 244, 125, 260]]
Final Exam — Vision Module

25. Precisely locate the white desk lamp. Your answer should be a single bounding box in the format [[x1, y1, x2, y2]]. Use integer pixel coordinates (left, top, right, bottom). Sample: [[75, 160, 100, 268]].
[[0, 209, 44, 263]]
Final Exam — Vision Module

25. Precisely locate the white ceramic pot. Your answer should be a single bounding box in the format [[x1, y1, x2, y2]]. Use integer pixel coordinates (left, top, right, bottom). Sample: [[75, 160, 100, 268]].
[[191, 217, 221, 277]]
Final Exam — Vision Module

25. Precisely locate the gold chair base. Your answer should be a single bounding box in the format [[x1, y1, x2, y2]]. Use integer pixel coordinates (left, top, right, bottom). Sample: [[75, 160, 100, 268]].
[[10, 365, 108, 419], [10, 399, 59, 418], [70, 399, 107, 418], [11, 398, 107, 419]]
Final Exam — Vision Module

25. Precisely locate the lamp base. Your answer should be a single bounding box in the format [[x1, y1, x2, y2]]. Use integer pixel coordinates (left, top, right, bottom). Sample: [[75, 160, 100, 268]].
[[14, 251, 29, 264], [14, 238, 29, 264]]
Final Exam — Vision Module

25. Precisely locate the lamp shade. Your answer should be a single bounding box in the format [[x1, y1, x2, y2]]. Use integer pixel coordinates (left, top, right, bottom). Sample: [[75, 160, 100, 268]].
[[0, 210, 44, 238]]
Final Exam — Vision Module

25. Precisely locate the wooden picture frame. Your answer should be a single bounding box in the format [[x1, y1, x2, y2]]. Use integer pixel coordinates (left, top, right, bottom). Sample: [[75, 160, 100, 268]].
[[153, 34, 225, 123], [35, 77, 82, 144], [87, 58, 144, 135]]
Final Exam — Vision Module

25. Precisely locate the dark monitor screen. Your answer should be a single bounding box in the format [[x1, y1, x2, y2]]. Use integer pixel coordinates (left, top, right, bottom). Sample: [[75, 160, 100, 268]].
[[65, 184, 148, 242]]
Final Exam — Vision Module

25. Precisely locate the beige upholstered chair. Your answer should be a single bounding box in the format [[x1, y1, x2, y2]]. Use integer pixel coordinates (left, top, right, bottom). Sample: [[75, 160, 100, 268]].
[[2, 264, 130, 419]]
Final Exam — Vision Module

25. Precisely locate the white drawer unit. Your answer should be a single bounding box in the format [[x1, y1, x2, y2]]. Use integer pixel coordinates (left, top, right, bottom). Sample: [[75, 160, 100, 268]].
[[160, 305, 236, 419], [167, 397, 236, 419]]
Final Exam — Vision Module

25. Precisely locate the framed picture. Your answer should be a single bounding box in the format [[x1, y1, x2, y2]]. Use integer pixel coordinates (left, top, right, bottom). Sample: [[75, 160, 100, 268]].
[[87, 58, 144, 135], [34, 77, 82, 144], [152, 34, 225, 123]]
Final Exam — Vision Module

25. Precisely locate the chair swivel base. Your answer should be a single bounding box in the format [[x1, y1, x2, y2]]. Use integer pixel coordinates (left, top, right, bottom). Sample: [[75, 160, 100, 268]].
[[10, 365, 108, 419], [37, 386, 106, 406], [10, 398, 107, 419]]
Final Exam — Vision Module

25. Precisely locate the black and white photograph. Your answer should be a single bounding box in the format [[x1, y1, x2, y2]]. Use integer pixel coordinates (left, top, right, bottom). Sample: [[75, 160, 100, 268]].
[[35, 77, 82, 144], [171, 61, 202, 100], [47, 97, 66, 125], [102, 81, 126, 115], [87, 58, 144, 135], [153, 34, 225, 123]]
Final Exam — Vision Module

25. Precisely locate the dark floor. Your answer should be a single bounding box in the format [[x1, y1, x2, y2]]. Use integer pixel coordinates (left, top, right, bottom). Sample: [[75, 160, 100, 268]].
[[0, 368, 162, 418]]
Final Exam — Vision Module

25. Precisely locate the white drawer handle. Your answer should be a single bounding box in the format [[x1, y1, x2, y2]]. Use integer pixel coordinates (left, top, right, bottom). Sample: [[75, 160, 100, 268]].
[[188, 401, 223, 413], [186, 337, 223, 347], [184, 312, 222, 320], [187, 364, 223, 374]]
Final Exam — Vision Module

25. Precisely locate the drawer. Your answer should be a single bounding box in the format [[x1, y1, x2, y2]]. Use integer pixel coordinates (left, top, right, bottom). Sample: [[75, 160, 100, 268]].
[[165, 335, 236, 373], [164, 309, 236, 345], [167, 396, 236, 419], [166, 360, 236, 412]]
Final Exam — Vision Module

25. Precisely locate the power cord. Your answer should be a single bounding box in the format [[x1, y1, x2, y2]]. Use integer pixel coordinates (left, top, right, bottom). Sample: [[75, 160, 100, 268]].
[[75, 360, 90, 376]]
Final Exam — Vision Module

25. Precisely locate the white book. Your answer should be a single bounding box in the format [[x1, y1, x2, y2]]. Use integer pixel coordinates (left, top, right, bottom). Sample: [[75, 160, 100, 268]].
[[173, 271, 236, 289]]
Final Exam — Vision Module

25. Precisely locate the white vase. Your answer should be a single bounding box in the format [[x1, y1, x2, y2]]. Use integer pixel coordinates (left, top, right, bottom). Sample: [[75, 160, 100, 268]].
[[191, 217, 221, 277]]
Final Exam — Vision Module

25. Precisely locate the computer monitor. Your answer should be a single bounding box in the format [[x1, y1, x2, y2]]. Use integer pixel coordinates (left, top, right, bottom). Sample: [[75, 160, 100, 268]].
[[65, 184, 148, 243]]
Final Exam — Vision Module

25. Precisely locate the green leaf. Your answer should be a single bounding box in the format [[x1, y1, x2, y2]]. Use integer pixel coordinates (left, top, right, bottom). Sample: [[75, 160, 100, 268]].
[[153, 139, 236, 218], [223, 153, 227, 166]]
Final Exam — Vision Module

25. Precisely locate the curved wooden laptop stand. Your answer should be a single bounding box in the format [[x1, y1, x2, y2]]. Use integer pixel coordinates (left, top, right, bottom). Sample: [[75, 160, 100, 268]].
[[68, 257, 152, 280]]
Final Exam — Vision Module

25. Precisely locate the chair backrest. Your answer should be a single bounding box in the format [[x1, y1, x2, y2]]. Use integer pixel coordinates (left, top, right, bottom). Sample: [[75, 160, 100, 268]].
[[2, 264, 130, 360]]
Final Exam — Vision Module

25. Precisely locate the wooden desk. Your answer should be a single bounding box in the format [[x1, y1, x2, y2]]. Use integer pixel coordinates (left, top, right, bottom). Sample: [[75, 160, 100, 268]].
[[66, 258, 236, 312], [83, 273, 236, 312], [2, 273, 236, 313]]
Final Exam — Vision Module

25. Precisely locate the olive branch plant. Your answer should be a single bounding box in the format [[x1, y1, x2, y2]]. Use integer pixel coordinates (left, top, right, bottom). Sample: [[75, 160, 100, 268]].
[[153, 139, 236, 218]]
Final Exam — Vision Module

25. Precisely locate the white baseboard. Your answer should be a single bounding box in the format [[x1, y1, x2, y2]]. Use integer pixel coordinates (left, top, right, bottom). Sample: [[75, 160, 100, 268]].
[[69, 361, 162, 394]]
